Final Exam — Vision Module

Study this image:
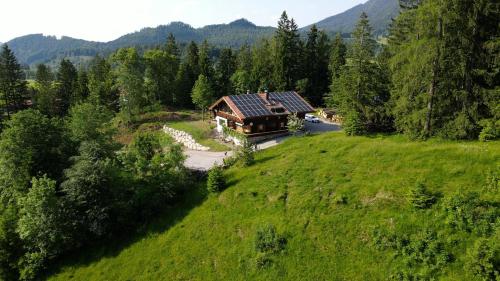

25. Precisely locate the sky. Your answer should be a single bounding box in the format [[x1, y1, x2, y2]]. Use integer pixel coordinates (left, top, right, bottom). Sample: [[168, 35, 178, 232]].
[[0, 0, 367, 43]]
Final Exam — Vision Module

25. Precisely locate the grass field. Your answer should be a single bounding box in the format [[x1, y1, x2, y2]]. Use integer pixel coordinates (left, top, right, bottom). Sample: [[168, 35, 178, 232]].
[[47, 132, 499, 281], [166, 119, 230, 152]]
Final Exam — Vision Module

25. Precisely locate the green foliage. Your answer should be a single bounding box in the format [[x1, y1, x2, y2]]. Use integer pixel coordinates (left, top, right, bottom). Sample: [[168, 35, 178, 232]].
[[407, 182, 436, 209], [61, 141, 114, 238], [191, 74, 214, 119], [215, 48, 236, 98], [0, 44, 28, 117], [479, 119, 500, 142], [466, 238, 500, 281], [240, 140, 255, 167], [87, 56, 119, 110], [0, 109, 72, 200], [286, 113, 304, 134], [342, 110, 365, 136], [484, 169, 499, 193], [255, 224, 287, 254], [207, 165, 225, 193], [274, 11, 302, 91], [55, 59, 78, 116], [0, 204, 22, 281], [17, 176, 66, 280], [443, 191, 498, 236], [66, 102, 113, 143]]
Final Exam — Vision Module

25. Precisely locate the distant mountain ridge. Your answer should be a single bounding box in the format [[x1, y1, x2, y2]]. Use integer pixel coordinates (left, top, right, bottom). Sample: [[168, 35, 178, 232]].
[[305, 0, 400, 35], [5, 0, 400, 66]]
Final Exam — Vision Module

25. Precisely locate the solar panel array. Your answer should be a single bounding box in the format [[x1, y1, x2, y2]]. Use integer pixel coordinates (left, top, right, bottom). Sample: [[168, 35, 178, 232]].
[[229, 94, 272, 118], [269, 92, 314, 113]]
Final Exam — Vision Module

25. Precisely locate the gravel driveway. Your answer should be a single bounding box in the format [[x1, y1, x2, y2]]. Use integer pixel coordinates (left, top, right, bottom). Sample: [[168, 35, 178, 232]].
[[183, 120, 341, 171]]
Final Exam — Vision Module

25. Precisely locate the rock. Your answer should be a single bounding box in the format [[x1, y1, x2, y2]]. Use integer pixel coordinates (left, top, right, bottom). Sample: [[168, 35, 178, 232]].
[[163, 126, 210, 151]]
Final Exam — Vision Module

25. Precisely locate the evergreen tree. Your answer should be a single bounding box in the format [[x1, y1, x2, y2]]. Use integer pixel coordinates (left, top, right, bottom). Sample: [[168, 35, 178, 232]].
[[329, 33, 347, 81], [330, 12, 391, 134], [274, 11, 302, 90], [33, 64, 57, 117], [55, 59, 78, 116], [215, 48, 236, 98], [303, 25, 331, 106], [199, 40, 214, 81], [251, 39, 275, 91], [175, 42, 199, 108], [88, 56, 118, 110], [74, 68, 89, 103], [112, 48, 146, 122], [0, 44, 27, 118]]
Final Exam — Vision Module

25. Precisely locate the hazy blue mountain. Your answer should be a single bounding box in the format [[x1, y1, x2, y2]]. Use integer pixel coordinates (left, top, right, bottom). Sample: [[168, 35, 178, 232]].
[[303, 0, 400, 35], [4, 0, 399, 66]]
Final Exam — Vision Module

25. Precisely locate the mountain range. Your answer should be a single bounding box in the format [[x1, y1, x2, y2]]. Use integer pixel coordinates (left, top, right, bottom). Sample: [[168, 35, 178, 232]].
[[5, 0, 399, 66]]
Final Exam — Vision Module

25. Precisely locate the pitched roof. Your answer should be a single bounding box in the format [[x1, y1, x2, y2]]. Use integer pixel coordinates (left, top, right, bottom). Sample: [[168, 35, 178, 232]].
[[210, 91, 314, 120]]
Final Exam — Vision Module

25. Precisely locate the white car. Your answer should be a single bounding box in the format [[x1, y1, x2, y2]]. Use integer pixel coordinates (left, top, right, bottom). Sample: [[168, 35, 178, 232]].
[[305, 114, 320, 123]]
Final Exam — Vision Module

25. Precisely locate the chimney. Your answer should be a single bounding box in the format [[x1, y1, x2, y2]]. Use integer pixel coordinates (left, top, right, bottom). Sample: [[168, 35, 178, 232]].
[[246, 90, 250, 95], [264, 89, 269, 101]]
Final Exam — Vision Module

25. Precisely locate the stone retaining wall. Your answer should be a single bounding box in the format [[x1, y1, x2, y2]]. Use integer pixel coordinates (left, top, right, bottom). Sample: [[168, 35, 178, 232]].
[[163, 126, 210, 151]]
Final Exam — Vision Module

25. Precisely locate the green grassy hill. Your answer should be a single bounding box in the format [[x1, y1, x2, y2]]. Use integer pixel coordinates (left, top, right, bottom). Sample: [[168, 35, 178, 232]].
[[47, 132, 499, 280]]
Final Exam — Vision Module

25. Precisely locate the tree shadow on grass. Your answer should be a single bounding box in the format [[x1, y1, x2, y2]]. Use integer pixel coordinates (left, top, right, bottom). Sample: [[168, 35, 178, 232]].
[[44, 182, 209, 278], [253, 155, 277, 165]]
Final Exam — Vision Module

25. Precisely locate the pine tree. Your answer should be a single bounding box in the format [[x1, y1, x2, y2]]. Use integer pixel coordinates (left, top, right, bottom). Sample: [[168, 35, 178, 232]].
[[88, 56, 118, 111], [331, 12, 391, 134], [251, 39, 275, 91], [215, 48, 236, 98], [56, 59, 78, 116], [0, 44, 27, 118], [33, 64, 57, 116], [199, 40, 214, 81], [75, 69, 89, 103], [274, 11, 302, 91], [175, 41, 200, 108], [329, 33, 347, 81], [303, 25, 331, 106]]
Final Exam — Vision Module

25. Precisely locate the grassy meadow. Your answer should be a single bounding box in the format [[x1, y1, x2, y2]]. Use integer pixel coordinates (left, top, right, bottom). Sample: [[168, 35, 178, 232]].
[[47, 132, 499, 281]]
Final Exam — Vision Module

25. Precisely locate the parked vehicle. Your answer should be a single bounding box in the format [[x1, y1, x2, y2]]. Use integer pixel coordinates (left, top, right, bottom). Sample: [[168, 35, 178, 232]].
[[305, 114, 320, 123]]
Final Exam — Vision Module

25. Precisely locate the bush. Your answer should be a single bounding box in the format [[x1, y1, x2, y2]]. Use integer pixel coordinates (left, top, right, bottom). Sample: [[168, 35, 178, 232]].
[[343, 111, 365, 136], [443, 191, 498, 236], [240, 141, 255, 167], [479, 119, 499, 142], [207, 165, 225, 193], [255, 224, 287, 254], [466, 238, 499, 281], [407, 182, 436, 209], [484, 169, 499, 193]]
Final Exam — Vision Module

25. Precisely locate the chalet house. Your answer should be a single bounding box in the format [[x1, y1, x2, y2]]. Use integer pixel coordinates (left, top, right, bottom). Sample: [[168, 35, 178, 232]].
[[209, 91, 314, 137]]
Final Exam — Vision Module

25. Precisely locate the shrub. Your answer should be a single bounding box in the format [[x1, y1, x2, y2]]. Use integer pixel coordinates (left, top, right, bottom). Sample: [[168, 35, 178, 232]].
[[343, 111, 365, 136], [466, 238, 499, 281], [207, 166, 225, 193], [255, 224, 287, 254], [407, 182, 436, 209], [484, 169, 499, 192], [443, 191, 498, 236], [240, 141, 255, 167], [478, 119, 499, 142]]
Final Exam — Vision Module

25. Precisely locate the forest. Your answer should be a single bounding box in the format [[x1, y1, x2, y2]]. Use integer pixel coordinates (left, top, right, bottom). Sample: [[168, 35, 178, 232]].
[[0, 0, 498, 280]]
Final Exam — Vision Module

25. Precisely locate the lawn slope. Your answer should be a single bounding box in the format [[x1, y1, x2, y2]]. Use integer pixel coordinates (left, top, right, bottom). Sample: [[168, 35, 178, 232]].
[[48, 133, 499, 281]]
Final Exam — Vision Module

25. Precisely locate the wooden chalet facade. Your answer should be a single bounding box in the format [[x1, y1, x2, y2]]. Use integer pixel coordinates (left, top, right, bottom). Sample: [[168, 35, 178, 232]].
[[209, 91, 314, 137]]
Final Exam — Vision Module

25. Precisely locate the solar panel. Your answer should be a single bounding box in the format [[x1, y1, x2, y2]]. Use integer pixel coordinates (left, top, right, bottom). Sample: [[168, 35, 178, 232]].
[[229, 94, 272, 118], [269, 92, 314, 113]]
